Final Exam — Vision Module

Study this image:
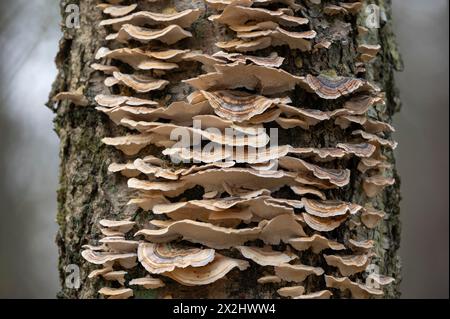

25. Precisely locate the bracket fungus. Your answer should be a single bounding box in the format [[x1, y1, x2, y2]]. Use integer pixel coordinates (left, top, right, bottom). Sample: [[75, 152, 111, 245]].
[[98, 287, 133, 299], [325, 275, 383, 299], [323, 254, 371, 276], [138, 242, 215, 274], [288, 234, 345, 254], [82, 0, 398, 299]]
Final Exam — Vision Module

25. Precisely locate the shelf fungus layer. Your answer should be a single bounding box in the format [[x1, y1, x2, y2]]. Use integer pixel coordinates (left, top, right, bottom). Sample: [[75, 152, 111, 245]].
[[79, 0, 399, 299]]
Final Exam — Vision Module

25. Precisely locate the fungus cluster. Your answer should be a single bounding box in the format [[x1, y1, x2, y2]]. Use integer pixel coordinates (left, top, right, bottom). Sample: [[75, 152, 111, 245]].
[[75, 0, 397, 299]]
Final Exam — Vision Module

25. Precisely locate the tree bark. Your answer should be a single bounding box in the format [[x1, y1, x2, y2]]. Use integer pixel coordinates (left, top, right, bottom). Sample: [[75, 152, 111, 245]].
[[49, 0, 403, 299]]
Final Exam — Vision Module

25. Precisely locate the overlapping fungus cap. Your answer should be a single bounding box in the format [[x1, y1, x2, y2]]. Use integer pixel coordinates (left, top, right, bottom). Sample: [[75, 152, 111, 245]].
[[81, 249, 137, 269], [212, 51, 285, 67], [288, 234, 345, 254], [102, 133, 174, 155], [360, 207, 386, 228], [336, 142, 376, 158], [363, 175, 396, 197], [97, 3, 137, 17], [138, 242, 215, 274], [95, 93, 159, 108], [107, 24, 193, 44], [200, 90, 289, 122], [163, 254, 250, 286], [209, 4, 308, 27], [128, 178, 190, 197], [128, 193, 170, 211], [129, 276, 166, 289], [259, 213, 311, 244], [184, 63, 308, 95], [294, 290, 332, 299], [99, 219, 136, 234], [290, 185, 326, 200], [352, 130, 398, 149], [98, 287, 133, 299], [306, 74, 380, 99], [234, 28, 316, 51], [324, 254, 371, 276], [301, 198, 362, 217], [206, 0, 302, 11], [178, 168, 298, 193], [134, 219, 262, 249], [278, 157, 351, 187], [235, 245, 297, 266], [152, 195, 295, 221], [301, 213, 348, 232], [325, 275, 383, 299], [105, 71, 169, 92], [348, 239, 375, 252], [277, 285, 305, 298], [274, 263, 324, 282], [100, 9, 202, 30]]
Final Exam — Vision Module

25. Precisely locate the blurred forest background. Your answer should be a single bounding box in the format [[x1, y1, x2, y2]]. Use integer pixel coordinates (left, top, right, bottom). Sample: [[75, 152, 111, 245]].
[[0, 0, 448, 298]]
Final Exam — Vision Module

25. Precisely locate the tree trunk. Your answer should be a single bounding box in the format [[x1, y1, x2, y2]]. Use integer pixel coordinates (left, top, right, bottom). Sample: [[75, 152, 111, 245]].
[[49, 0, 403, 299]]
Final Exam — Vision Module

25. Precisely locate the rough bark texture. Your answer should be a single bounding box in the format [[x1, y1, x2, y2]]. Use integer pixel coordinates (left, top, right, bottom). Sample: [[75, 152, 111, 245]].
[[49, 0, 403, 299]]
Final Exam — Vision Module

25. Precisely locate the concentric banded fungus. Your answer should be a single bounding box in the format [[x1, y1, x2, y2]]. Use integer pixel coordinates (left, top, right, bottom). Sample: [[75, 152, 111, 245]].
[[306, 74, 379, 99], [325, 275, 383, 299], [81, 250, 137, 269], [301, 198, 362, 217], [302, 213, 348, 232], [163, 254, 250, 286], [236, 246, 297, 266], [288, 234, 345, 254], [274, 264, 324, 282], [129, 277, 165, 289], [277, 286, 305, 298], [279, 157, 351, 187], [324, 254, 371, 276], [138, 242, 215, 274], [98, 287, 133, 299], [200, 90, 289, 122], [352, 130, 398, 149], [106, 72, 169, 92]]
